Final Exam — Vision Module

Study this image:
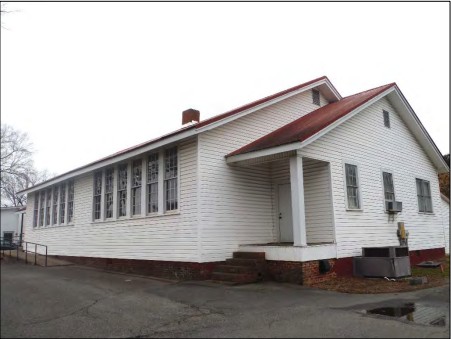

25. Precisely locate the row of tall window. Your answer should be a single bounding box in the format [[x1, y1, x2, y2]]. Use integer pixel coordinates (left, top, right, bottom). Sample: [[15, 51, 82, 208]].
[[344, 163, 433, 213], [93, 147, 178, 221], [33, 181, 74, 228]]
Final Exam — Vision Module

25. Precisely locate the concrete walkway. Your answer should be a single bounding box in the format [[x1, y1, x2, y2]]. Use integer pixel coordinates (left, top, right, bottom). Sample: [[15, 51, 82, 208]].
[[1, 248, 73, 266], [1, 260, 449, 338]]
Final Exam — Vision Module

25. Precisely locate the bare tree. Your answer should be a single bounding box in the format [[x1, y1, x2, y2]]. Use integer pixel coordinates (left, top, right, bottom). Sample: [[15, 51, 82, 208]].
[[1, 169, 51, 207], [1, 124, 51, 206]]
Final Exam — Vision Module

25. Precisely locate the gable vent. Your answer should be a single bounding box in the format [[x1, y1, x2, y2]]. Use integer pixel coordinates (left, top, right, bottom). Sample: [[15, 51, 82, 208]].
[[312, 89, 320, 106], [383, 110, 390, 128]]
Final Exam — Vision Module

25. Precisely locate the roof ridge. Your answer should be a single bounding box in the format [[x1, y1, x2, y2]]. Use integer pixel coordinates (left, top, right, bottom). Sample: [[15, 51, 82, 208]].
[[342, 82, 396, 99], [227, 82, 396, 157], [196, 76, 330, 128]]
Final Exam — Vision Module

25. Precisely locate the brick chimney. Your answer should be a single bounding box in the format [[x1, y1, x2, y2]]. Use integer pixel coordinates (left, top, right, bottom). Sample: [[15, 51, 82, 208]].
[[182, 108, 200, 125]]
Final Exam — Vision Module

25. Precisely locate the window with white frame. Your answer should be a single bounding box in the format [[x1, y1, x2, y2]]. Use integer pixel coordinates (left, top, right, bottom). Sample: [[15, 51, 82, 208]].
[[131, 159, 142, 216], [117, 164, 128, 217], [67, 181, 74, 223], [416, 178, 433, 213], [93, 172, 102, 220], [89, 146, 180, 220], [59, 183, 66, 224], [52, 186, 59, 224], [164, 147, 178, 211], [382, 172, 395, 209], [147, 153, 159, 213], [38, 191, 45, 227], [45, 189, 51, 226], [33, 193, 39, 228], [345, 163, 360, 209], [104, 168, 114, 219]]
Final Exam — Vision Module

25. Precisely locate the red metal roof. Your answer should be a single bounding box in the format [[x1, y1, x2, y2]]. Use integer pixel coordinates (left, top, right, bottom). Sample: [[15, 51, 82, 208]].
[[20, 76, 337, 192], [227, 83, 396, 157]]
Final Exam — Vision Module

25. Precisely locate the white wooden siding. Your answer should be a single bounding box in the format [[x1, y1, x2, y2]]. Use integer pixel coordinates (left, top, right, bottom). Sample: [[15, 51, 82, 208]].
[[198, 91, 329, 262], [303, 160, 334, 244], [23, 138, 199, 261], [441, 197, 449, 254], [300, 97, 446, 258]]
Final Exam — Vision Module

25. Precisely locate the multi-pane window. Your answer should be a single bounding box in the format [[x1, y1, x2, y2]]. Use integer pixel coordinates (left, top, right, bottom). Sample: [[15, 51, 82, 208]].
[[164, 147, 178, 211], [382, 172, 395, 209], [312, 89, 320, 106], [117, 164, 128, 217], [68, 181, 74, 223], [39, 192, 45, 226], [131, 160, 142, 215], [105, 168, 114, 219], [52, 186, 59, 224], [93, 172, 102, 220], [59, 184, 66, 224], [383, 110, 390, 128], [147, 153, 159, 213], [33, 193, 39, 228], [345, 164, 360, 209], [416, 178, 433, 213], [45, 189, 51, 226]]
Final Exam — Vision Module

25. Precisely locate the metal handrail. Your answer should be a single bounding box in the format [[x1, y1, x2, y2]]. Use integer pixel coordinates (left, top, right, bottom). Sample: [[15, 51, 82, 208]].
[[23, 241, 48, 267], [1, 237, 48, 267]]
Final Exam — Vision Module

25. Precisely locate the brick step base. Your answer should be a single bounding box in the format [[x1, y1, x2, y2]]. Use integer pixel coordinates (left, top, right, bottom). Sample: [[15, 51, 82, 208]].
[[211, 252, 267, 285], [215, 265, 257, 274]]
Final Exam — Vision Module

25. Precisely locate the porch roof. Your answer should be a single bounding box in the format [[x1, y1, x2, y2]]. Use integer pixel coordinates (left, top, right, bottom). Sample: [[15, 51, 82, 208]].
[[226, 83, 395, 158]]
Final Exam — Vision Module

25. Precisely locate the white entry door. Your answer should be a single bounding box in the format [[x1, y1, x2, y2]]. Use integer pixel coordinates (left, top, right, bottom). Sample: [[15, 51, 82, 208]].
[[278, 183, 293, 242]]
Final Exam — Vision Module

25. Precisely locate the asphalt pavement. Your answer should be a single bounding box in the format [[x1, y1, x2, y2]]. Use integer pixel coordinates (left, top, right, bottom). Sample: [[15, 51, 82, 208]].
[[1, 259, 449, 338]]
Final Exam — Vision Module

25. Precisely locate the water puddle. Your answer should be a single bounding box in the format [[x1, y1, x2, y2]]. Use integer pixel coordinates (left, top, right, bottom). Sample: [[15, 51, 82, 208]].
[[366, 303, 446, 327]]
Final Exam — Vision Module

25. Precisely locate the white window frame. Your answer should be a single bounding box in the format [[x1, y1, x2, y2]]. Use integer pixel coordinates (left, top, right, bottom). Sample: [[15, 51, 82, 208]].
[[131, 159, 143, 217], [343, 161, 362, 211], [104, 168, 115, 220], [33, 192, 39, 228], [381, 170, 397, 212], [93, 171, 103, 221], [146, 152, 159, 215], [67, 181, 75, 224], [52, 185, 59, 225], [38, 191, 45, 227], [45, 188, 52, 226], [415, 177, 434, 214], [117, 163, 128, 218], [163, 146, 179, 213], [90, 145, 180, 223], [59, 183, 67, 225]]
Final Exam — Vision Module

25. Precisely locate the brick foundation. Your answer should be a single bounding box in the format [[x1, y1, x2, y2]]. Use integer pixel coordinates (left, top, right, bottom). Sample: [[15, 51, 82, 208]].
[[52, 247, 446, 284], [408, 247, 446, 266], [53, 255, 224, 281], [266, 259, 336, 285]]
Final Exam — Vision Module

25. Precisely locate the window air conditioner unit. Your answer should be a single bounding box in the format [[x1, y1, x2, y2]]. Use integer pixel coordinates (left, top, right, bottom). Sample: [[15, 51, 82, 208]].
[[386, 201, 402, 213]]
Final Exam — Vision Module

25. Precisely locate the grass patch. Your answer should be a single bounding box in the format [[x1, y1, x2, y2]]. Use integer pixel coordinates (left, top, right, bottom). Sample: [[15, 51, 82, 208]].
[[411, 255, 449, 278], [309, 255, 449, 294]]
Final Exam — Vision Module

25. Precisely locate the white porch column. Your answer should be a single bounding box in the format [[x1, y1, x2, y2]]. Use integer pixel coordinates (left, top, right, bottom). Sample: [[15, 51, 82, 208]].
[[289, 155, 307, 247]]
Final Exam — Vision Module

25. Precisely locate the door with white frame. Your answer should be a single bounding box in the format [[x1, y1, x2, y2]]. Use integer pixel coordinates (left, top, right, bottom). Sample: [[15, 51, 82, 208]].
[[278, 183, 293, 242]]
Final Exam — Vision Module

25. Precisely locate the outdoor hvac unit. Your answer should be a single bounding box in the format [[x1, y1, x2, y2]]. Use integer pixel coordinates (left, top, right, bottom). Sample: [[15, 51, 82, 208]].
[[353, 246, 411, 278], [386, 201, 403, 213]]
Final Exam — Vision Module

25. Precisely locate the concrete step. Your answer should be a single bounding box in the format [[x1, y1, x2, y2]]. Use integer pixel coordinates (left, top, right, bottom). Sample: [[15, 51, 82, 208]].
[[215, 265, 257, 274], [233, 252, 266, 260]]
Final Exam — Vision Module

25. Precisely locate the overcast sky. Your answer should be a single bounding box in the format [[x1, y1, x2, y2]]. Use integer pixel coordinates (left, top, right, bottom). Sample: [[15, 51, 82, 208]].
[[2, 2, 449, 176]]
